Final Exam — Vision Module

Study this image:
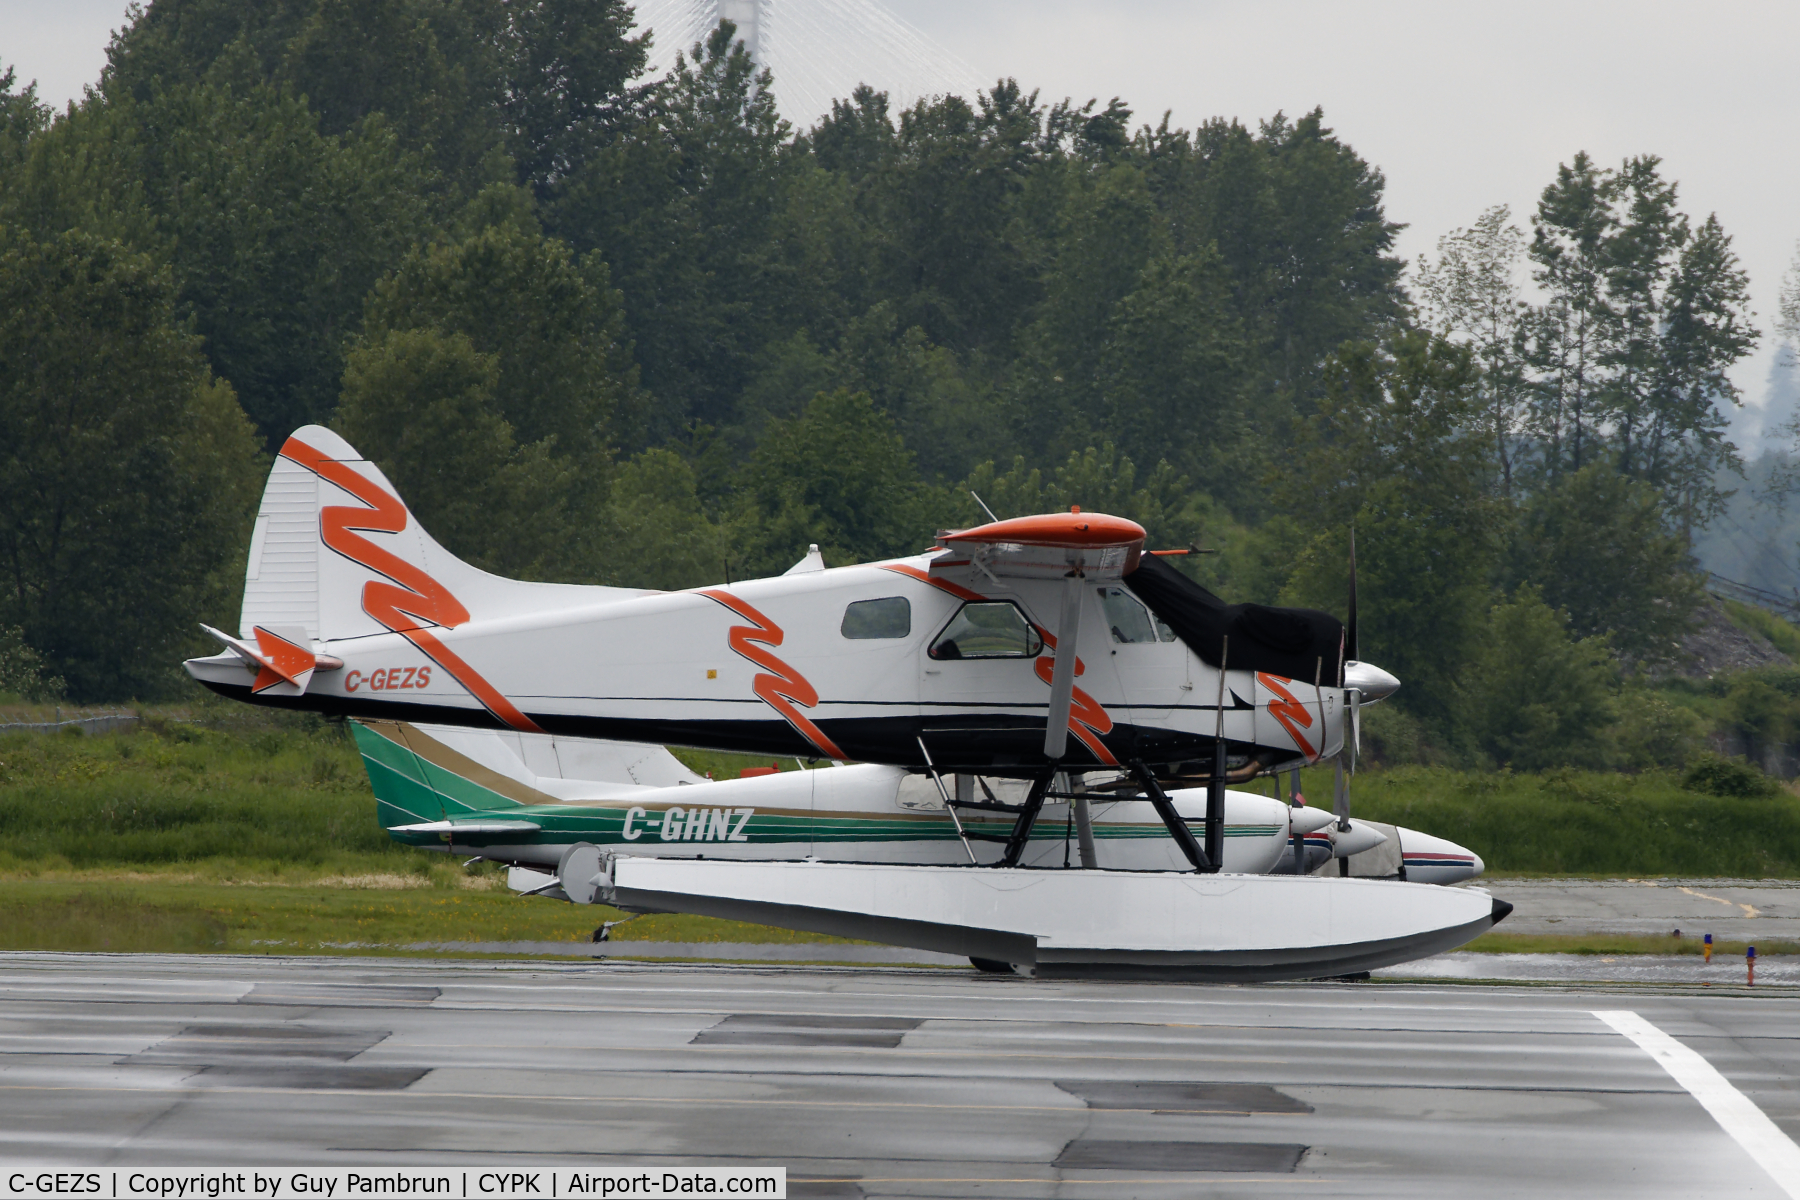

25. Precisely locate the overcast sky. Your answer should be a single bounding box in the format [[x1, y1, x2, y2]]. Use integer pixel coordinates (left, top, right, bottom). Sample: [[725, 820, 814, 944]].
[[6, 0, 1797, 432]]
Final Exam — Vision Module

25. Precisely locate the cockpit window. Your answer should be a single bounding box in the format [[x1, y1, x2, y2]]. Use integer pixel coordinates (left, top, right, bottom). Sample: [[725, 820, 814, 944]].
[[928, 601, 1044, 660], [1097, 586, 1176, 643], [841, 596, 911, 639]]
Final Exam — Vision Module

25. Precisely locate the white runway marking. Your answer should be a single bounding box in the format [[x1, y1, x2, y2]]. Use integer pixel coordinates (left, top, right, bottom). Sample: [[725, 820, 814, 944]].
[[1595, 1009, 1800, 1198]]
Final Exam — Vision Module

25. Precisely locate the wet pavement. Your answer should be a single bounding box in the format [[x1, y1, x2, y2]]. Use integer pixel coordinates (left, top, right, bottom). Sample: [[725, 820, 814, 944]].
[[7, 951, 1800, 1196], [1378, 951, 1798, 987]]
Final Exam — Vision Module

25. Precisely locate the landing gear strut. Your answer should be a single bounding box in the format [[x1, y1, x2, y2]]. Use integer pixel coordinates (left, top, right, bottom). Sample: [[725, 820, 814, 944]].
[[592, 914, 641, 943]]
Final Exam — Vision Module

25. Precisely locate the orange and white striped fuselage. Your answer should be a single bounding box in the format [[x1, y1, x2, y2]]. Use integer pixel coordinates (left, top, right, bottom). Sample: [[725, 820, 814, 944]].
[[185, 426, 1353, 779]]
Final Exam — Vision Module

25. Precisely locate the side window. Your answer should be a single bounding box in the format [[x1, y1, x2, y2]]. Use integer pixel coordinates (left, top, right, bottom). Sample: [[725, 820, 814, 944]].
[[1097, 586, 1158, 644], [1097, 585, 1179, 643], [1094, 582, 1180, 644], [929, 602, 1044, 660], [842, 596, 911, 639]]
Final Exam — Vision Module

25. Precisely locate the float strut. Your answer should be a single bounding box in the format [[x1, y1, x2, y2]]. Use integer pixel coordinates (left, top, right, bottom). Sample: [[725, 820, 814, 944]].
[[1128, 759, 1211, 872]]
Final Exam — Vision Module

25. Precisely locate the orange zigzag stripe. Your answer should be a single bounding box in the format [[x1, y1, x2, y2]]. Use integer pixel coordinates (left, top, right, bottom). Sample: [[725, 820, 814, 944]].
[[1257, 671, 1316, 760], [882, 563, 1117, 765], [280, 436, 542, 734], [699, 589, 846, 760]]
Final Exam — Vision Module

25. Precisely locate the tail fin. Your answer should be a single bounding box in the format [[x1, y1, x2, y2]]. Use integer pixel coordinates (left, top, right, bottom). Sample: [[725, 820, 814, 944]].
[[352, 719, 543, 828], [239, 425, 639, 645]]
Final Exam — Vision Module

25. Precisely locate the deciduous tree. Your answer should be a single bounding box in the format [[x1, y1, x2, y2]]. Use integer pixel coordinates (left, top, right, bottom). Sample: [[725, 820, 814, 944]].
[[0, 230, 261, 700], [1415, 205, 1527, 494]]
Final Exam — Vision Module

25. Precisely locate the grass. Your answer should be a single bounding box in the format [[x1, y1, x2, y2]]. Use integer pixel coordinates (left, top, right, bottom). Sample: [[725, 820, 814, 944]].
[[0, 880, 872, 955], [1280, 762, 1800, 877], [1464, 931, 1800, 957], [666, 744, 809, 780], [0, 712, 407, 879], [0, 712, 808, 880]]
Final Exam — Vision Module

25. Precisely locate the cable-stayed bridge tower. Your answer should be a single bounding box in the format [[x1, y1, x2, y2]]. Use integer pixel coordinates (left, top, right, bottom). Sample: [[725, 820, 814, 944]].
[[632, 0, 987, 125]]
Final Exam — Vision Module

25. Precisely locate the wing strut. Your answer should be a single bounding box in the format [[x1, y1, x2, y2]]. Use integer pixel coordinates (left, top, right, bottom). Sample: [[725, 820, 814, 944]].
[[1042, 570, 1084, 760], [1205, 636, 1230, 872], [1335, 533, 1358, 875]]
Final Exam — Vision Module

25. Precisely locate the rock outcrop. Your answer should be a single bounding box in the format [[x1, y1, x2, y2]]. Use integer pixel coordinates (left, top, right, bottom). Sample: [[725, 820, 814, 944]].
[[1666, 596, 1792, 680]]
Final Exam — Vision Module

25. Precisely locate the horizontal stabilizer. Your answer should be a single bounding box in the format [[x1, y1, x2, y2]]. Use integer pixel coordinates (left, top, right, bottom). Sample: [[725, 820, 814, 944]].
[[199, 622, 340, 696], [388, 820, 543, 834]]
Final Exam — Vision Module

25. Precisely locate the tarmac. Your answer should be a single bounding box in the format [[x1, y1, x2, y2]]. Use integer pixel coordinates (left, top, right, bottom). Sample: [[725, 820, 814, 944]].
[[1481, 877, 1800, 941], [4, 951, 1800, 1196]]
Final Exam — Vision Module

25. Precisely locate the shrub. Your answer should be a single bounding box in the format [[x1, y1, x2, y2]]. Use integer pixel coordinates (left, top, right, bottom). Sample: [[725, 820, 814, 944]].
[[1611, 694, 1706, 771], [1682, 754, 1781, 799], [0, 625, 64, 701], [1467, 587, 1618, 770]]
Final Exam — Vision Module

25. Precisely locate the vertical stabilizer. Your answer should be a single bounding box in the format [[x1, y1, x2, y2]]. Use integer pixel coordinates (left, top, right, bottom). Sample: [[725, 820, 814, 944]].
[[239, 425, 651, 647]]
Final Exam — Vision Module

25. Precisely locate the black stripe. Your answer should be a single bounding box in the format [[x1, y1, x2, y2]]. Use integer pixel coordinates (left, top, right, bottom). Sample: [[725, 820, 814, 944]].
[[197, 680, 1238, 771]]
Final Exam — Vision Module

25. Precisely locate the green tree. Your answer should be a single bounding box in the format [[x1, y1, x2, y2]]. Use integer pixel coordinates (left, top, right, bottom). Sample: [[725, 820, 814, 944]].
[[1507, 463, 1701, 663], [1610, 691, 1705, 771], [732, 389, 944, 575], [104, 0, 510, 191], [601, 449, 728, 590], [1279, 332, 1499, 720], [0, 624, 65, 701], [334, 327, 583, 580], [1524, 154, 1755, 524], [1525, 152, 1612, 477], [139, 79, 436, 445], [831, 307, 995, 481], [1094, 252, 1248, 497], [362, 220, 639, 455], [0, 65, 48, 170], [500, 0, 649, 199], [1467, 588, 1617, 771], [1151, 109, 1405, 410], [1599, 156, 1685, 482], [2, 72, 436, 446], [0, 230, 262, 700], [103, 0, 652, 198], [550, 23, 791, 434], [1648, 213, 1757, 537], [1415, 204, 1528, 494], [867, 83, 1049, 357]]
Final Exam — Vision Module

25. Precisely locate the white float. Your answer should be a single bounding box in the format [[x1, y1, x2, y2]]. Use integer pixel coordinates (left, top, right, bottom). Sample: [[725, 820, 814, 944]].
[[597, 856, 1510, 982]]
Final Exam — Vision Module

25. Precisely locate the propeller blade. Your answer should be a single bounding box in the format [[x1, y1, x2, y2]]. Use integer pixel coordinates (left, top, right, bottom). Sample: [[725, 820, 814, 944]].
[[1346, 527, 1359, 665]]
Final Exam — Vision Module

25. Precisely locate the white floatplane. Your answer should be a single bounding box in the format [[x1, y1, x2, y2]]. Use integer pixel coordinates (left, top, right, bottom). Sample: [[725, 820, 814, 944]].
[[185, 426, 1509, 979], [355, 719, 1480, 883]]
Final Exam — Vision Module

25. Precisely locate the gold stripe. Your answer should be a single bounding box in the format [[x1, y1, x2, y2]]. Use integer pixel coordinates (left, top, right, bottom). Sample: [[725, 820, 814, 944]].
[[367, 720, 555, 807]]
